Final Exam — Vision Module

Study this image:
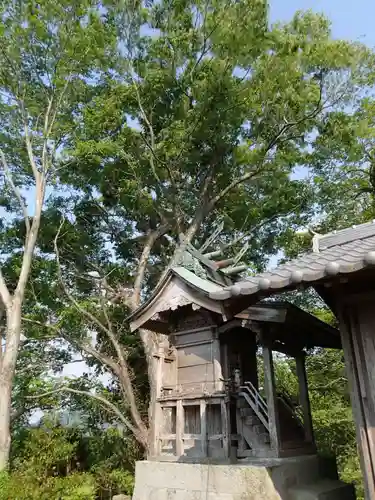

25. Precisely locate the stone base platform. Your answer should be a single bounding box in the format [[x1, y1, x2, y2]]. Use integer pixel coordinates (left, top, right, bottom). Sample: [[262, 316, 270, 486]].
[[132, 457, 355, 500]]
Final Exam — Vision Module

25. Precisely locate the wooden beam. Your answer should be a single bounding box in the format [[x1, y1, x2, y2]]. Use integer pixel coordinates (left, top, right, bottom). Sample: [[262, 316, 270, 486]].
[[263, 345, 281, 455], [269, 340, 303, 358], [295, 354, 314, 445], [176, 400, 184, 457], [235, 306, 287, 323], [235, 403, 245, 456]]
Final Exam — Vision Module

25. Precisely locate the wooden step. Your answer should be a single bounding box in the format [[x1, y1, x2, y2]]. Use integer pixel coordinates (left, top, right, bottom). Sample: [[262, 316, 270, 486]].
[[258, 432, 270, 444], [239, 407, 253, 417], [244, 415, 260, 426], [252, 423, 266, 435]]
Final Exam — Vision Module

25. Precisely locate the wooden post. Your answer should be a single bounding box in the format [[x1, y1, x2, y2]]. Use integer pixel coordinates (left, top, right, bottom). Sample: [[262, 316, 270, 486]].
[[236, 404, 245, 456], [263, 345, 281, 455], [221, 399, 230, 459], [150, 350, 164, 458], [295, 353, 314, 445], [176, 399, 184, 457], [212, 333, 223, 391], [221, 343, 229, 380], [337, 303, 375, 500], [200, 399, 208, 457]]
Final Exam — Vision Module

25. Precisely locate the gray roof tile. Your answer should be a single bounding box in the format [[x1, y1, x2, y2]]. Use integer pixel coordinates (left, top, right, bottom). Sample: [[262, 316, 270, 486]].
[[209, 222, 375, 301]]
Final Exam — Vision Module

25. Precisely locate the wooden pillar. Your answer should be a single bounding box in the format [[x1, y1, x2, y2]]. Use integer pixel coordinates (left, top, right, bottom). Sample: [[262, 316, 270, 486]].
[[176, 399, 184, 457], [295, 353, 314, 445], [212, 332, 224, 391], [338, 302, 375, 500], [150, 350, 164, 458], [262, 345, 281, 455], [221, 399, 230, 459], [200, 400, 207, 457]]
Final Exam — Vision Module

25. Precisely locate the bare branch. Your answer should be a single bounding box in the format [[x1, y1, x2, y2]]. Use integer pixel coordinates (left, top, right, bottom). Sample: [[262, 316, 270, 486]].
[[47, 74, 72, 138], [0, 269, 11, 310], [54, 218, 120, 340], [132, 223, 169, 311], [41, 97, 54, 174], [207, 166, 263, 211], [131, 69, 160, 183], [0, 149, 30, 237], [23, 118, 40, 183], [21, 316, 120, 374], [14, 176, 46, 301], [26, 386, 139, 436], [54, 221, 148, 440]]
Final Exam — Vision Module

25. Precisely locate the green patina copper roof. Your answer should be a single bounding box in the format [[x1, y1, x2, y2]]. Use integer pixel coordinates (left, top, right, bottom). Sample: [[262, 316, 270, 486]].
[[175, 249, 212, 280], [172, 266, 224, 294]]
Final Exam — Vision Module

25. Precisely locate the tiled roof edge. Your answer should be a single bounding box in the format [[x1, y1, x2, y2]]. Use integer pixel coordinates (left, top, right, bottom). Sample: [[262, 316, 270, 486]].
[[318, 220, 375, 250]]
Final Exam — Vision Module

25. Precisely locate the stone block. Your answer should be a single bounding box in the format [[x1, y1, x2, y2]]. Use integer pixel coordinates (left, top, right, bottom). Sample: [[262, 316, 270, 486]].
[[132, 458, 355, 500]]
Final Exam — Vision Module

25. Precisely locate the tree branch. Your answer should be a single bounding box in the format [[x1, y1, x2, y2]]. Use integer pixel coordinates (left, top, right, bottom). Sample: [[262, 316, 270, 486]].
[[54, 221, 148, 443], [21, 316, 120, 374], [23, 117, 40, 183], [130, 69, 160, 184], [14, 176, 45, 301], [132, 223, 169, 311], [0, 269, 11, 310], [0, 149, 30, 237], [206, 77, 326, 212], [206, 165, 263, 211], [26, 386, 139, 436]]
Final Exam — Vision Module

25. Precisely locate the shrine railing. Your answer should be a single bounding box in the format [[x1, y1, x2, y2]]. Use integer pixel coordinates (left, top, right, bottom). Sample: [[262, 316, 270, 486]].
[[238, 381, 270, 431], [277, 389, 304, 429]]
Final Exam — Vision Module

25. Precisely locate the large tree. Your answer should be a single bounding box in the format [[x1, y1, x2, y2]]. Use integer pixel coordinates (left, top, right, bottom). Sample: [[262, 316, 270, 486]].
[[33, 2, 375, 450], [0, 0, 115, 469], [2, 0, 375, 460]]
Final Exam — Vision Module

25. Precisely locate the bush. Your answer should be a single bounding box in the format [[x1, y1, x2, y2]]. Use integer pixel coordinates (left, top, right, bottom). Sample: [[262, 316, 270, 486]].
[[92, 466, 134, 498], [3, 422, 136, 499], [0, 471, 96, 500], [0, 423, 96, 499]]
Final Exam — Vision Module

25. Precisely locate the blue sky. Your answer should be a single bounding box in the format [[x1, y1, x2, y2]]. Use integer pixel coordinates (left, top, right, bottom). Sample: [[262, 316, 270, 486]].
[[270, 0, 375, 47]]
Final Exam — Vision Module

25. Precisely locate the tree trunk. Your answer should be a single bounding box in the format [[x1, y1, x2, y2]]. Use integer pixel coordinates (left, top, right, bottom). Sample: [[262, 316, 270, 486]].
[[0, 305, 22, 471], [0, 374, 12, 471]]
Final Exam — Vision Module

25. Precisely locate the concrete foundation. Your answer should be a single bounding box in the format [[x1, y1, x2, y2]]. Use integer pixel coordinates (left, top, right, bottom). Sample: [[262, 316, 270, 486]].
[[132, 457, 355, 500]]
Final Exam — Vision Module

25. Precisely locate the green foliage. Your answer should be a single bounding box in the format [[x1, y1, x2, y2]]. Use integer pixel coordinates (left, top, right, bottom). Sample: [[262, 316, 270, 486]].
[[0, 424, 96, 499], [92, 467, 134, 498], [3, 421, 137, 499], [0, 471, 96, 500], [0, 0, 374, 494], [272, 349, 362, 499]]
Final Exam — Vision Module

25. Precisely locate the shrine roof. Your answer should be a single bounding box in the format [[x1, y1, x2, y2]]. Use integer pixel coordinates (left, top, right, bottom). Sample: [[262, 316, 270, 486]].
[[209, 220, 375, 301]]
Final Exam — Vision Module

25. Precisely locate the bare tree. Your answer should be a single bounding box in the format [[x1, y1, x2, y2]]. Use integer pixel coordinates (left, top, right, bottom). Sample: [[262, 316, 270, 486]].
[[0, 1, 113, 469]]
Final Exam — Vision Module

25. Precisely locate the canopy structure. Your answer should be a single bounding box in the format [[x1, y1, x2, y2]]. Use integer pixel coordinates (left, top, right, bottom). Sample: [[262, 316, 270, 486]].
[[209, 221, 375, 304], [203, 220, 375, 499]]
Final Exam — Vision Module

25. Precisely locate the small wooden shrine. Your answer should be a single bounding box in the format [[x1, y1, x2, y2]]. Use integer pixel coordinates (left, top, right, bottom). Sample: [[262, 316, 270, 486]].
[[129, 239, 341, 463]]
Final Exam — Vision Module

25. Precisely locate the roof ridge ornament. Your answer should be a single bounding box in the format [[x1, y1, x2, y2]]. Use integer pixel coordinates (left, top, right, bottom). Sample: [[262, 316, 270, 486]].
[[309, 229, 322, 253]]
